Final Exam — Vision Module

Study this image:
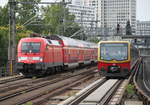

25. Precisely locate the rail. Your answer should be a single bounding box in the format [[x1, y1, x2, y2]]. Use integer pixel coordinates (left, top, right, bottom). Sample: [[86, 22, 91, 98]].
[[134, 57, 150, 105], [58, 58, 141, 105]]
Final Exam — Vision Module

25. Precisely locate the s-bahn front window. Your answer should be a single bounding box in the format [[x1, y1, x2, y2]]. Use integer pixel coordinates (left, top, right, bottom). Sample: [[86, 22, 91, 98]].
[[100, 43, 128, 61], [21, 42, 41, 53]]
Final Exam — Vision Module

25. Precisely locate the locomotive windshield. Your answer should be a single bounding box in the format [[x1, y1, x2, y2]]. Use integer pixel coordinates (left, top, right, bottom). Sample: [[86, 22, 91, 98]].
[[100, 43, 128, 61], [21, 42, 41, 53]]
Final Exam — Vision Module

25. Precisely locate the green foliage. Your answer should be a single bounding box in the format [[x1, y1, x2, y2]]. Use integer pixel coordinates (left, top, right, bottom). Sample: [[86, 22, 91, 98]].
[[42, 4, 66, 34], [16, 0, 41, 24], [73, 33, 87, 40], [0, 27, 9, 66], [0, 25, 31, 66], [16, 0, 42, 33], [126, 84, 135, 95], [0, 5, 9, 26], [56, 23, 81, 37], [87, 37, 100, 43], [32, 76, 37, 79], [0, 2, 82, 66], [22, 102, 33, 105], [42, 4, 80, 36], [16, 24, 32, 43]]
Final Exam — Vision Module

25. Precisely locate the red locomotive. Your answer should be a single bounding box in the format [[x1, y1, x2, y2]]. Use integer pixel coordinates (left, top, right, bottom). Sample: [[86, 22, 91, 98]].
[[17, 35, 97, 76]]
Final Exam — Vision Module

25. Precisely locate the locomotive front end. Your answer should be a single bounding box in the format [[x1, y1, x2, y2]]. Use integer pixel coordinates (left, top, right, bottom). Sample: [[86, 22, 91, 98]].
[[17, 38, 45, 76], [98, 41, 130, 78]]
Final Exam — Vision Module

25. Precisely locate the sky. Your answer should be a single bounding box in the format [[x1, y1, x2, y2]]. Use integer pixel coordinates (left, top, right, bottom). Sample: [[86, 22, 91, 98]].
[[0, 0, 150, 21]]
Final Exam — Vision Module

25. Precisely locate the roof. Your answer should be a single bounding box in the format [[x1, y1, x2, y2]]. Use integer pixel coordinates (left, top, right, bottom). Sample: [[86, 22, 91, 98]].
[[99, 41, 130, 44], [20, 37, 61, 46], [47, 35, 97, 48]]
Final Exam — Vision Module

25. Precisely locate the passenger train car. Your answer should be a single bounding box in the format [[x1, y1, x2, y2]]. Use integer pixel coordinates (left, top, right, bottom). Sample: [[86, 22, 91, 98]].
[[17, 35, 97, 77], [97, 41, 139, 78]]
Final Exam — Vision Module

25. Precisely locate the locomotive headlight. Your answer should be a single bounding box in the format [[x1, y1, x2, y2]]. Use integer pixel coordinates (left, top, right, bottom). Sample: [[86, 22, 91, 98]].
[[39, 57, 43, 62], [18, 57, 21, 62], [32, 57, 43, 62], [18, 57, 27, 62]]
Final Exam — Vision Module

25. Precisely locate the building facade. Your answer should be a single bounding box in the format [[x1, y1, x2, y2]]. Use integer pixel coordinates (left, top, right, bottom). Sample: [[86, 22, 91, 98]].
[[83, 0, 98, 19], [72, 0, 84, 5], [97, 0, 136, 35], [72, 0, 98, 6], [71, 0, 136, 36], [67, 4, 96, 29], [136, 21, 150, 36]]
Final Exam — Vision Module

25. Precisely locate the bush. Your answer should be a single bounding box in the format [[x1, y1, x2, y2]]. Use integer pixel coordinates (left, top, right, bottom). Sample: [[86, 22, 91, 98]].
[[0, 26, 32, 66], [126, 84, 135, 95]]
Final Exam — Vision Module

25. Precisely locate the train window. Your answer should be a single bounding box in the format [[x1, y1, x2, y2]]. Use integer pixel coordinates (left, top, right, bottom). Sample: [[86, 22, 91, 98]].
[[77, 50, 79, 54], [64, 50, 66, 55], [68, 49, 70, 55], [67, 50, 69, 55], [80, 50, 81, 54], [51, 40, 60, 46], [65, 50, 67, 55], [21, 42, 41, 53], [100, 43, 128, 61], [63, 50, 65, 54], [46, 39, 51, 44]]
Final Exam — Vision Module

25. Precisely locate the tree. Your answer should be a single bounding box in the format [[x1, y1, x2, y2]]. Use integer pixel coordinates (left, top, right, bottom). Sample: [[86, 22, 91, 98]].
[[126, 20, 132, 35], [0, 4, 34, 66], [16, 0, 41, 33], [0, 25, 32, 66], [0, 27, 8, 66], [0, 5, 9, 26], [0, 5, 9, 66], [16, 0, 40, 23], [55, 22, 81, 37], [87, 37, 100, 43], [42, 4, 80, 36]]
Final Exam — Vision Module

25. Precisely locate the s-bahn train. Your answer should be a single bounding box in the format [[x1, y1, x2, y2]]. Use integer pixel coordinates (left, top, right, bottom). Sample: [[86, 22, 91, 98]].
[[17, 35, 97, 77], [97, 41, 139, 78]]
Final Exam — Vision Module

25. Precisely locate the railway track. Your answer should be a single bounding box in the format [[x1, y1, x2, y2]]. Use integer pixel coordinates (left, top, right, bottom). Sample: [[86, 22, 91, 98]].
[[0, 59, 141, 105], [0, 66, 97, 105], [37, 74, 101, 105], [57, 59, 140, 105], [134, 57, 150, 105], [0, 70, 84, 94], [0, 75, 24, 84], [58, 78, 124, 105], [0, 66, 95, 93]]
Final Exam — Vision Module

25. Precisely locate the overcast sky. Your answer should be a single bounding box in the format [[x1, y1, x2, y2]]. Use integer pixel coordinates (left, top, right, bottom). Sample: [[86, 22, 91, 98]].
[[0, 0, 150, 21]]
